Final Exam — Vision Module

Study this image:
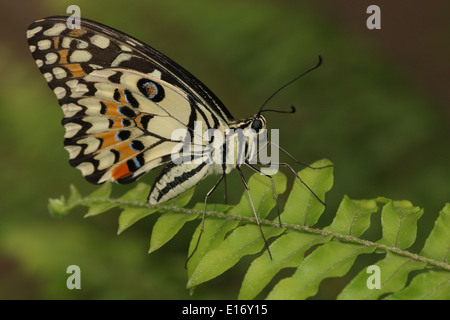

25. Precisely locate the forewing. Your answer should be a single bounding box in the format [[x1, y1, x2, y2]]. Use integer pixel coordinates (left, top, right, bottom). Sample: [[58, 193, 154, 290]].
[[27, 16, 233, 123], [27, 16, 227, 184]]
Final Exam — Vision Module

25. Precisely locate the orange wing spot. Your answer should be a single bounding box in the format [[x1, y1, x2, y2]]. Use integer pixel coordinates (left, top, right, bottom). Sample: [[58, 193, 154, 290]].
[[58, 49, 69, 64], [101, 101, 123, 117], [109, 119, 122, 129], [115, 143, 136, 161], [134, 113, 153, 130], [110, 144, 139, 181], [69, 28, 87, 37], [65, 63, 87, 78], [96, 132, 119, 149], [134, 114, 143, 129], [112, 162, 131, 180], [53, 37, 60, 49]]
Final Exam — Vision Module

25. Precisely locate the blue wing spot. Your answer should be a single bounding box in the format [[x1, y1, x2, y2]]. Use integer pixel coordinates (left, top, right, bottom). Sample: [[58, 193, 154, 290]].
[[127, 154, 145, 172]]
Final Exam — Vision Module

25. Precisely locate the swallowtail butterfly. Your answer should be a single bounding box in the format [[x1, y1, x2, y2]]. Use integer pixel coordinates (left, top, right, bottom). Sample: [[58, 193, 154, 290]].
[[27, 16, 324, 259]]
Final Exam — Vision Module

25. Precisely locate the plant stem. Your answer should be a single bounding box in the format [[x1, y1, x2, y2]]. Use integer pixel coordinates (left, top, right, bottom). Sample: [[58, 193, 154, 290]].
[[68, 197, 450, 272]]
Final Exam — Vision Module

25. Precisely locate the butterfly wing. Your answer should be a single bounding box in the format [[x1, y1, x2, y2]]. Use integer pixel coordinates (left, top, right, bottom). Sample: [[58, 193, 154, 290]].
[[27, 16, 232, 190]]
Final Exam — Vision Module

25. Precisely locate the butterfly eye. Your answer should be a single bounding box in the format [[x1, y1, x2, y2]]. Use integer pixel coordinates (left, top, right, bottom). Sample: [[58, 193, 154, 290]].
[[251, 119, 263, 133]]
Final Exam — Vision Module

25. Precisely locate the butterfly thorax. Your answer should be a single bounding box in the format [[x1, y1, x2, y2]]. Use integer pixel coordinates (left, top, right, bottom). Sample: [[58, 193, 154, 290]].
[[217, 114, 267, 172]]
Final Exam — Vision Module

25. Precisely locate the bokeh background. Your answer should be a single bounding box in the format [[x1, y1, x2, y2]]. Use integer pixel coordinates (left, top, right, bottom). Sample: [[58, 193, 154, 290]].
[[0, 0, 448, 299]]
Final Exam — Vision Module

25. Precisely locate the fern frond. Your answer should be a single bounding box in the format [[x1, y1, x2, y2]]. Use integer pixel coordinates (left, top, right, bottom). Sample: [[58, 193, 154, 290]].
[[48, 159, 450, 299]]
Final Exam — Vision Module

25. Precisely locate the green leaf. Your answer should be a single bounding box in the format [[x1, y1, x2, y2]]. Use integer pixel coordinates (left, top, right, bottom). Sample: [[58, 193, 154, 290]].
[[385, 270, 450, 300], [187, 218, 240, 280], [118, 185, 196, 234], [239, 232, 331, 299], [187, 172, 287, 288], [267, 242, 376, 299], [229, 171, 287, 219], [149, 212, 199, 254], [325, 196, 378, 237], [149, 203, 231, 254], [86, 182, 112, 199], [84, 183, 117, 217], [48, 195, 68, 217], [49, 163, 450, 300], [187, 225, 284, 289], [84, 202, 119, 217], [281, 159, 333, 226], [420, 203, 450, 263], [117, 184, 156, 234], [48, 185, 86, 217], [67, 184, 82, 205], [187, 172, 286, 278], [118, 182, 151, 202], [338, 252, 426, 300], [379, 200, 423, 249], [117, 207, 158, 235]]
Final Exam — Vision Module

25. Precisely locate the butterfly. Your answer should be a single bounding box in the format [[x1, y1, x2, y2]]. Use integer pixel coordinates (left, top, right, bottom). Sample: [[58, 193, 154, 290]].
[[27, 16, 325, 260]]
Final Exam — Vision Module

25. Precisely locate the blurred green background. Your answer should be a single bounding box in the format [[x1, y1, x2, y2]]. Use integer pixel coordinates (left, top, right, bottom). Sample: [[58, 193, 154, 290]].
[[0, 0, 448, 299]]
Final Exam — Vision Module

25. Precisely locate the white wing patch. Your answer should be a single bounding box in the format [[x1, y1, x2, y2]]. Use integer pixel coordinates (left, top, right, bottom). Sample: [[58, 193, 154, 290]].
[[90, 34, 110, 49], [70, 50, 93, 63], [43, 23, 66, 36]]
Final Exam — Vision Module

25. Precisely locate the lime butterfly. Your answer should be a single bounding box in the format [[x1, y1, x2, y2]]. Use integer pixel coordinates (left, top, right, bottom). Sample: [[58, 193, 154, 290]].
[[27, 16, 324, 259]]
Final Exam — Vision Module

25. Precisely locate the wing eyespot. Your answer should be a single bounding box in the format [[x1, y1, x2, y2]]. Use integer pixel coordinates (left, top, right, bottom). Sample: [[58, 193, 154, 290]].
[[137, 78, 165, 102]]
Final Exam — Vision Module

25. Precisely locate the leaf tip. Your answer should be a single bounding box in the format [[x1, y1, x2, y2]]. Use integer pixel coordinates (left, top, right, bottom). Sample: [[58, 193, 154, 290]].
[[48, 196, 68, 217]]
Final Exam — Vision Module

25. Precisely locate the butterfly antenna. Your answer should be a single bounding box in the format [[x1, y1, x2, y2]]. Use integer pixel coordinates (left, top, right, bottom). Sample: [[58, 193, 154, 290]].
[[260, 105, 296, 114], [257, 55, 323, 116]]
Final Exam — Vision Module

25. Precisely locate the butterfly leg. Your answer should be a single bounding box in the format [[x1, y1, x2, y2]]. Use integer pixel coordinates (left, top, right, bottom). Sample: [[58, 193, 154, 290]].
[[269, 141, 334, 170], [256, 140, 329, 206], [223, 173, 228, 204], [261, 161, 327, 207], [185, 172, 226, 268], [244, 161, 282, 228], [236, 166, 273, 260]]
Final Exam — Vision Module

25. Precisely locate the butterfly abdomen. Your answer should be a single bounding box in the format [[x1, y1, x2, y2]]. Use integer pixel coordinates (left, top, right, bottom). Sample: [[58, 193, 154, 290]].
[[148, 161, 211, 204]]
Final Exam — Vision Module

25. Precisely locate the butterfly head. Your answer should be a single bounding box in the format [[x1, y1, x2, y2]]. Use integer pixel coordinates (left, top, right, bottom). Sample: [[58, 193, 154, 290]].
[[250, 114, 267, 133], [229, 114, 267, 135]]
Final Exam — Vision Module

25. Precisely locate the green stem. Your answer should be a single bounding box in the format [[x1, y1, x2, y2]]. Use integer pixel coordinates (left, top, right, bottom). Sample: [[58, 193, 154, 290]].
[[67, 197, 450, 272]]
